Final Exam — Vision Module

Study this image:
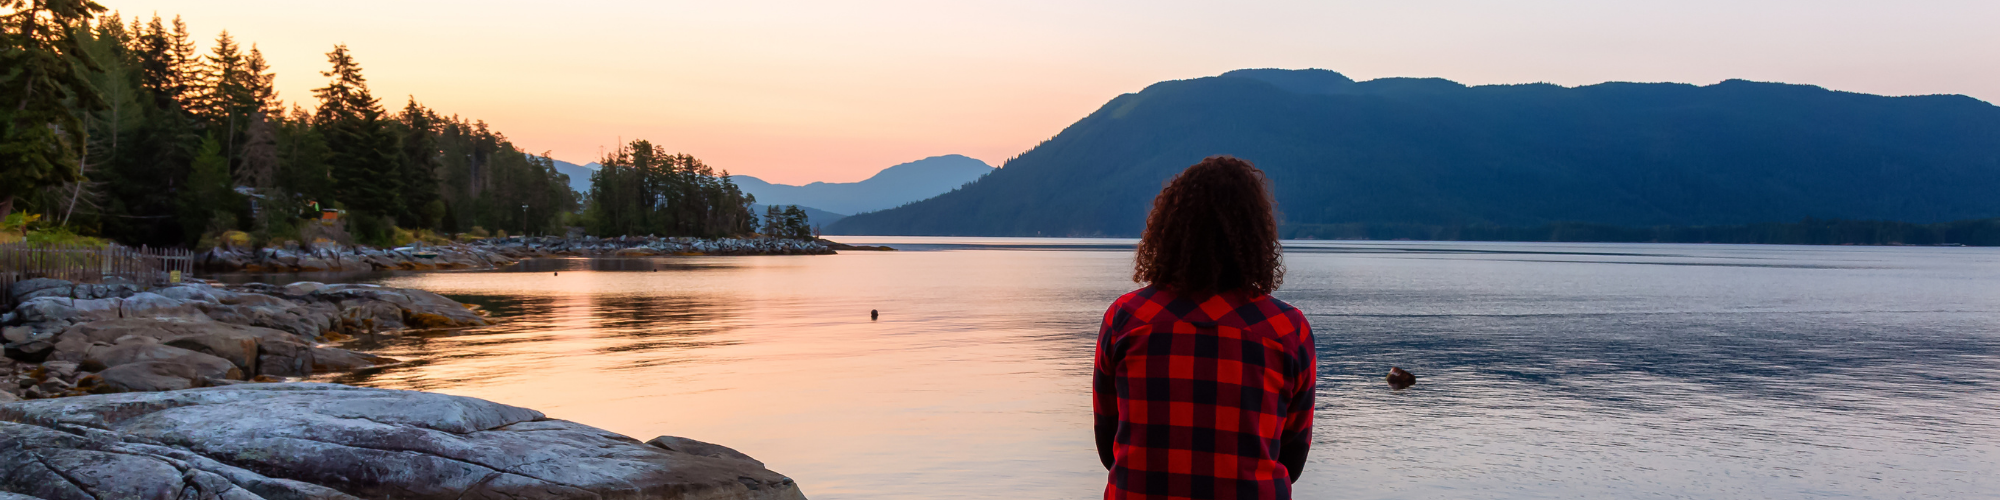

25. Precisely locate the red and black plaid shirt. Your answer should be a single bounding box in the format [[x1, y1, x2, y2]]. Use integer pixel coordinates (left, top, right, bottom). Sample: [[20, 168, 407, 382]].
[[1094, 286, 1317, 500]]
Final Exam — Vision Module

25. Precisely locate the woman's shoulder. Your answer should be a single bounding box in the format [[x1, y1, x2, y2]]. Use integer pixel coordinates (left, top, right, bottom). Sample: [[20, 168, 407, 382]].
[[1245, 294, 1310, 331], [1251, 294, 1302, 315], [1111, 285, 1168, 309]]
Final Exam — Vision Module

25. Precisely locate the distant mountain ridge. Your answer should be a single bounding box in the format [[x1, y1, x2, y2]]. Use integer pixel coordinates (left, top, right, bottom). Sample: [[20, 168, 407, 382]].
[[828, 69, 2000, 236], [734, 154, 994, 215], [546, 158, 598, 197]]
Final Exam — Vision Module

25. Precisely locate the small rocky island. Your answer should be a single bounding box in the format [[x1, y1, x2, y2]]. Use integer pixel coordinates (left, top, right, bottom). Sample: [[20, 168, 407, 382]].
[[198, 236, 838, 273], [0, 278, 805, 499]]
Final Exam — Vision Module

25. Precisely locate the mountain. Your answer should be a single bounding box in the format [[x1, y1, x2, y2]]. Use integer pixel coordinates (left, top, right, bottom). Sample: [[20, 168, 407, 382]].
[[828, 69, 2000, 237], [733, 154, 994, 215], [545, 158, 599, 197], [750, 203, 847, 226]]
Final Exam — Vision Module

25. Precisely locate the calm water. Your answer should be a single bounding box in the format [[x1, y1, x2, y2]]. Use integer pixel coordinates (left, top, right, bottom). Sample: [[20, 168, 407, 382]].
[[309, 238, 2000, 499]]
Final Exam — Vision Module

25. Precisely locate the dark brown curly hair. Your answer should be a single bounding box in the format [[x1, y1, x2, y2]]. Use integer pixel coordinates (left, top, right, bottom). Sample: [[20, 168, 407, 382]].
[[1134, 156, 1284, 298]]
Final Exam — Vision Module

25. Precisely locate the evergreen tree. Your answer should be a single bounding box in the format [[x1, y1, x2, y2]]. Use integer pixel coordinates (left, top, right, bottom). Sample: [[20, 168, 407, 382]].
[[396, 98, 441, 227], [97, 13, 203, 245], [781, 205, 809, 239], [274, 104, 330, 202], [312, 44, 400, 221], [176, 134, 238, 242], [65, 11, 145, 230], [197, 30, 268, 180], [762, 205, 781, 235], [197, 30, 245, 121], [234, 43, 276, 188], [0, 0, 107, 222]]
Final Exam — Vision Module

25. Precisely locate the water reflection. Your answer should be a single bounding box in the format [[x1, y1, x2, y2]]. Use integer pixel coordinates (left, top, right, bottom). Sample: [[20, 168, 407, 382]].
[[326, 287, 742, 389], [295, 240, 1999, 499], [500, 256, 730, 273]]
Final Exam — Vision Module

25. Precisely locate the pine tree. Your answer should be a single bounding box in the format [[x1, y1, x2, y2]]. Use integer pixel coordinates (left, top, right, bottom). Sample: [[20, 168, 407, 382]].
[[95, 14, 202, 244], [233, 44, 279, 190], [129, 15, 173, 106], [166, 16, 197, 105], [198, 30, 260, 178], [781, 205, 809, 239], [312, 44, 401, 221], [274, 104, 330, 201], [68, 11, 148, 229], [176, 134, 239, 242], [0, 0, 109, 222], [763, 205, 782, 235], [242, 44, 276, 110], [198, 30, 245, 120], [396, 97, 441, 227]]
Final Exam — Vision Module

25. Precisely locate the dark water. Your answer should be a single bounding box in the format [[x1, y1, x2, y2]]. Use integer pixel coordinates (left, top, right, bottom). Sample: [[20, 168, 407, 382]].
[[313, 238, 2000, 499]]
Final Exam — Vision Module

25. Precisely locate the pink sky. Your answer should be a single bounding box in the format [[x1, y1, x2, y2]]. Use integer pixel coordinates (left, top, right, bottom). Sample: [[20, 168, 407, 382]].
[[109, 0, 2000, 185]]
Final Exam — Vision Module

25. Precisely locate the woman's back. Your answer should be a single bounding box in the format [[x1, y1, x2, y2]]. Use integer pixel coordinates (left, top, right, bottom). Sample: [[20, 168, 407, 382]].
[[1094, 286, 1316, 500], [1095, 155, 1316, 500]]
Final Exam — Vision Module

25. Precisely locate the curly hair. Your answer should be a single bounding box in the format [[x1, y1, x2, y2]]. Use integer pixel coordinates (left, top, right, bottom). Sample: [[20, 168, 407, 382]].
[[1134, 156, 1284, 298]]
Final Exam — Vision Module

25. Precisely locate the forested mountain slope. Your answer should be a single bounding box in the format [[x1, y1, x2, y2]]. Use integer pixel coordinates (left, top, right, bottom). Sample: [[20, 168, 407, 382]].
[[827, 69, 2000, 236]]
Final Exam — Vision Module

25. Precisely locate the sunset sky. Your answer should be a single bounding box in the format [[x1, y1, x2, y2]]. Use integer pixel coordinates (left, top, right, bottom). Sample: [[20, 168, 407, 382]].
[[109, 0, 1999, 185]]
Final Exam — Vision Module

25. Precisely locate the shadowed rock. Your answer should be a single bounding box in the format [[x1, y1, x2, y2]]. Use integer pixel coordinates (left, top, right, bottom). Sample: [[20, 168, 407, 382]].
[[0, 383, 807, 499], [93, 360, 215, 392], [46, 318, 366, 379], [82, 342, 242, 382], [647, 435, 765, 467]]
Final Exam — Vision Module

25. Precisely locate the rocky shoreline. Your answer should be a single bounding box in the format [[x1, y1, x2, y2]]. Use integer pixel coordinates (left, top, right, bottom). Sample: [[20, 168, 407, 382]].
[[487, 235, 838, 258], [0, 383, 805, 499], [2, 277, 489, 399], [0, 277, 805, 498], [199, 236, 838, 273]]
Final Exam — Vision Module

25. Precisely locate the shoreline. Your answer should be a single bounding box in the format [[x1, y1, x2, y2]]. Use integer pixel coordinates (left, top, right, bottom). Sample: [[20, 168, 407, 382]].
[[198, 236, 847, 274]]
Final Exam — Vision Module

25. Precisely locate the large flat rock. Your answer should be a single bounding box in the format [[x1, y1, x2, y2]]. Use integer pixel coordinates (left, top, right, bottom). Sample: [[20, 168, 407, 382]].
[[0, 383, 805, 499]]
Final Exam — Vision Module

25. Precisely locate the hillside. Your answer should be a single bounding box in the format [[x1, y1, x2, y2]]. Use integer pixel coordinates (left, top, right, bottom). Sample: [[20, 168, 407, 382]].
[[826, 69, 2000, 237], [735, 154, 993, 215]]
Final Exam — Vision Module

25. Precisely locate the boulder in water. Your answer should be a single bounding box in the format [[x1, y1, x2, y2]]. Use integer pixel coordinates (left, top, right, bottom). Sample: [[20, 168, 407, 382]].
[[1386, 366, 1417, 390]]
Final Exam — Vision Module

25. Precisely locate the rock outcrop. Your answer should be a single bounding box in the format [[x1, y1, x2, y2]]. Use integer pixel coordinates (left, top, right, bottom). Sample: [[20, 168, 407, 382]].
[[0, 383, 806, 499], [5, 279, 490, 401], [8, 279, 487, 343], [199, 242, 518, 273]]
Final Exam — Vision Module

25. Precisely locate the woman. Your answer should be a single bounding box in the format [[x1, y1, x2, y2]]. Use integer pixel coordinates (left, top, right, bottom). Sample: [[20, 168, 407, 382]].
[[1093, 156, 1317, 500]]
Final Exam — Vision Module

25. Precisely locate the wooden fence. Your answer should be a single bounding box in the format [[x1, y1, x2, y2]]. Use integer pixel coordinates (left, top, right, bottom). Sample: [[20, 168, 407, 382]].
[[0, 243, 197, 309]]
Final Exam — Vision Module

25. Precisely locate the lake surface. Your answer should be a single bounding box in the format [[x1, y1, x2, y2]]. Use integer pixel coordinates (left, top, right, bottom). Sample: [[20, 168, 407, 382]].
[[311, 238, 1999, 499]]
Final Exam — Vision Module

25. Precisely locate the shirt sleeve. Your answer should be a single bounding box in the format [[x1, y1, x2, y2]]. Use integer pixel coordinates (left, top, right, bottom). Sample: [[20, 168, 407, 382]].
[[1279, 316, 1317, 452], [1093, 300, 1127, 470], [1093, 303, 1120, 418]]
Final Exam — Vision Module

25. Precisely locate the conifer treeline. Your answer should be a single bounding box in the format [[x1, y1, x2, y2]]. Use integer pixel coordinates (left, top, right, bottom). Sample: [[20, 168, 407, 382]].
[[2, 1, 580, 247], [585, 139, 758, 238]]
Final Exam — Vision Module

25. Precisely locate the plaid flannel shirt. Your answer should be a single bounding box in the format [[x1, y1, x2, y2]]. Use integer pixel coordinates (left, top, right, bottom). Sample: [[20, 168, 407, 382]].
[[1094, 286, 1317, 500]]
